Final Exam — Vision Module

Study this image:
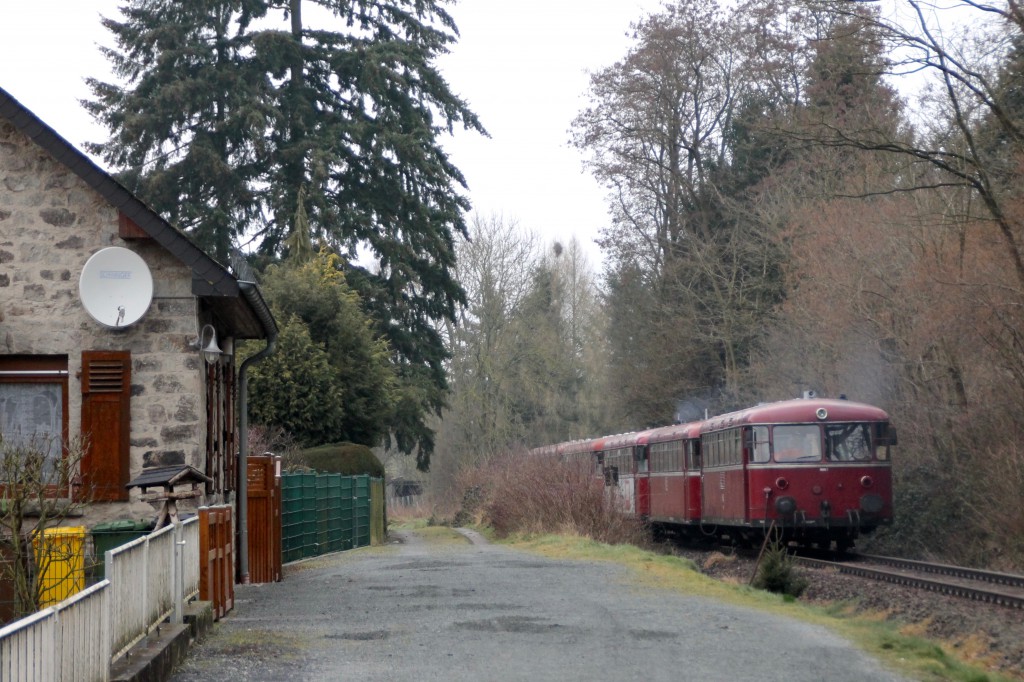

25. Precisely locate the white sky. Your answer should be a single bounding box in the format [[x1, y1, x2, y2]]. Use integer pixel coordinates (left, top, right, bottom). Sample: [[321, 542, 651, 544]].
[[0, 0, 668, 268]]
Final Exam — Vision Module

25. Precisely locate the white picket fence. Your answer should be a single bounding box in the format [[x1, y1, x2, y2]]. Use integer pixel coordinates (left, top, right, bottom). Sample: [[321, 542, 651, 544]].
[[0, 517, 200, 681]]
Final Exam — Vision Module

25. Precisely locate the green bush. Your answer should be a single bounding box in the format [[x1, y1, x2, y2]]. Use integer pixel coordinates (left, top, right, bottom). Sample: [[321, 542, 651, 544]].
[[752, 541, 809, 598], [296, 442, 384, 477]]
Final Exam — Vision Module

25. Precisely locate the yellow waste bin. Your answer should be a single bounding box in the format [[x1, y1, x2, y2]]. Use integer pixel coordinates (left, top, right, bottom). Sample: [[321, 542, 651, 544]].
[[33, 526, 86, 607]]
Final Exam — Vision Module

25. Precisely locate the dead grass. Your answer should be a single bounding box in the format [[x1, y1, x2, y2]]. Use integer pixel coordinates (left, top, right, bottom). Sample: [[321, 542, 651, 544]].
[[415, 526, 471, 545], [702, 552, 736, 572]]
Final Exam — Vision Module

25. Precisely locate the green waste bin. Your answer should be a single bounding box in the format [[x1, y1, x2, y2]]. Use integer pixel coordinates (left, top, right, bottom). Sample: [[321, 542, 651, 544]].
[[91, 519, 154, 579]]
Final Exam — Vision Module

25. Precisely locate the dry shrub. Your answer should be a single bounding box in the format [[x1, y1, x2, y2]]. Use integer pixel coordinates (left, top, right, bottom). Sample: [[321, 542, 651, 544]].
[[387, 501, 430, 525], [702, 552, 736, 572], [960, 441, 1024, 571], [454, 451, 645, 545]]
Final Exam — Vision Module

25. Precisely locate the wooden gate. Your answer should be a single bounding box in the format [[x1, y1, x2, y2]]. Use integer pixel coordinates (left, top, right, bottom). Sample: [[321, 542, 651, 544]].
[[199, 505, 234, 620], [247, 455, 282, 584]]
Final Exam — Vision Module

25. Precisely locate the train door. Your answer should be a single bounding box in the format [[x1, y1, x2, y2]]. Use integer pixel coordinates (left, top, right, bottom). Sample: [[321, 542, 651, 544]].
[[684, 438, 702, 522], [603, 447, 635, 515], [617, 449, 636, 515], [700, 428, 747, 525], [635, 443, 650, 519]]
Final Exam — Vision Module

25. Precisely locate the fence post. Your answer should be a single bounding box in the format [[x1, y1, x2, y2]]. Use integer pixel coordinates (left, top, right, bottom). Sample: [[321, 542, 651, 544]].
[[172, 520, 184, 625]]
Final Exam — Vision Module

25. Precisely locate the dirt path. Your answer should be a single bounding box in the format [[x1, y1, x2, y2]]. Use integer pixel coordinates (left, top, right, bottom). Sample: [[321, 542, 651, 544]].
[[171, 529, 909, 681]]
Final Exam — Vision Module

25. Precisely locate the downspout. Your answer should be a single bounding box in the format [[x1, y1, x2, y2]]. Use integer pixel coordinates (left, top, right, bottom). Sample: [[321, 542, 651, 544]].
[[237, 280, 278, 584]]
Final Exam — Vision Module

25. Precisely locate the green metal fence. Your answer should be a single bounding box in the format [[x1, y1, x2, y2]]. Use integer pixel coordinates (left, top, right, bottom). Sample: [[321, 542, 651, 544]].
[[281, 473, 385, 563]]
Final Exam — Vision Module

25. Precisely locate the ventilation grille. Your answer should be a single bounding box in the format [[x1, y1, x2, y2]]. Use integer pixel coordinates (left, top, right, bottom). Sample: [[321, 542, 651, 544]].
[[87, 361, 125, 393]]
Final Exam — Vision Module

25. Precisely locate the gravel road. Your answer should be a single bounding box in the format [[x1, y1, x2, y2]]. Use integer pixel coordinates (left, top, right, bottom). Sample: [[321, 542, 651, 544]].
[[171, 529, 909, 682]]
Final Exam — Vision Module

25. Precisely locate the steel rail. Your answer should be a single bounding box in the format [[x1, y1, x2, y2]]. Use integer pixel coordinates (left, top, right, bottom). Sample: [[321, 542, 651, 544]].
[[796, 556, 1024, 609], [853, 554, 1024, 590]]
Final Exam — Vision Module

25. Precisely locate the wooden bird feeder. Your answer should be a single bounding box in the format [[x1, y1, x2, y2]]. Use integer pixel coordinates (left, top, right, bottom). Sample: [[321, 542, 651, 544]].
[[126, 465, 213, 528]]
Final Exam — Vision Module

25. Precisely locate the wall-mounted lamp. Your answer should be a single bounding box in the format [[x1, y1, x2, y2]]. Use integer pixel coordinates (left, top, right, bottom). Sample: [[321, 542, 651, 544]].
[[190, 324, 223, 365]]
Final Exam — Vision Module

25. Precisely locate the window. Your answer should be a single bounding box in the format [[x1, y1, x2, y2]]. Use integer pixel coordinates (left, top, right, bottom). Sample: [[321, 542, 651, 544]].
[[749, 426, 770, 463], [825, 423, 875, 462], [772, 425, 821, 463], [686, 440, 701, 470], [873, 423, 897, 461], [701, 429, 744, 468], [650, 440, 685, 472], [607, 447, 632, 475], [0, 356, 69, 485]]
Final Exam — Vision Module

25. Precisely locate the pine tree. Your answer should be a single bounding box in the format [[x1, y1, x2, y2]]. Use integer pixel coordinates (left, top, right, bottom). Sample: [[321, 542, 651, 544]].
[[88, 0, 486, 469], [85, 0, 270, 262]]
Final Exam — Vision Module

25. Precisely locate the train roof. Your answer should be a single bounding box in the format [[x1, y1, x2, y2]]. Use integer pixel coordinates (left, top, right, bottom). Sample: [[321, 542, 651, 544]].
[[645, 421, 703, 443], [599, 431, 641, 449], [528, 399, 889, 455], [701, 398, 889, 433], [557, 438, 601, 455]]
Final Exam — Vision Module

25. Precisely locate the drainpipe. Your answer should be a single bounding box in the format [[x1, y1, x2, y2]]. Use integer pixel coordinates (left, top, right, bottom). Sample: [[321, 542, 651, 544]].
[[237, 281, 278, 584]]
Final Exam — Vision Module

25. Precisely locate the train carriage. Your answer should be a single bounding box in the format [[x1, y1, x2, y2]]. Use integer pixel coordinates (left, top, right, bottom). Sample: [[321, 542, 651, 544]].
[[646, 421, 703, 536], [700, 398, 895, 549], [598, 431, 644, 515]]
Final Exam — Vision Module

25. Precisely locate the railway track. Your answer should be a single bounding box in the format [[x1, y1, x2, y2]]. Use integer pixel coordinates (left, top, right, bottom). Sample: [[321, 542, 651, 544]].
[[795, 553, 1024, 609]]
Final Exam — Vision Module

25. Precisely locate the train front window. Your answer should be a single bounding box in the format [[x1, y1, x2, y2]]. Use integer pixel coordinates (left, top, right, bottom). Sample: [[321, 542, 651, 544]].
[[772, 425, 821, 463], [825, 423, 873, 461]]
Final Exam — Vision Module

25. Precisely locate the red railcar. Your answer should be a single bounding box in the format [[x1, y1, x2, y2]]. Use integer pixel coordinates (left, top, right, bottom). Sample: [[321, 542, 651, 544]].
[[699, 398, 895, 549], [529, 396, 895, 550], [645, 421, 703, 537]]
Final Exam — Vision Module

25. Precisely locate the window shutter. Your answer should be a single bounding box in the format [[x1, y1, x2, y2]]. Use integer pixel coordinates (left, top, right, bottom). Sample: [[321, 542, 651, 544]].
[[81, 351, 131, 502]]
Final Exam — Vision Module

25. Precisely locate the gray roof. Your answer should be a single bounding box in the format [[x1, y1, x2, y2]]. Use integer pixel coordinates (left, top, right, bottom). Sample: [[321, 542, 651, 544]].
[[0, 86, 277, 340], [126, 465, 214, 490]]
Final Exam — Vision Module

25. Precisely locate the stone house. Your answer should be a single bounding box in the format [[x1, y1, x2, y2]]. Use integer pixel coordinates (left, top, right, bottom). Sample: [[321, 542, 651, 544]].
[[0, 86, 277, 525]]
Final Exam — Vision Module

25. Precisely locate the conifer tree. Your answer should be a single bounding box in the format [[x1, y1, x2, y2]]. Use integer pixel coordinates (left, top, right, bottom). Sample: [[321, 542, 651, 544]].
[[87, 0, 485, 469], [85, 0, 270, 263]]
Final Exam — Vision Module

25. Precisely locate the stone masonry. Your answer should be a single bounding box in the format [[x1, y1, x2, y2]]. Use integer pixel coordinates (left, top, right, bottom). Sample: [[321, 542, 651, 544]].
[[0, 117, 212, 524]]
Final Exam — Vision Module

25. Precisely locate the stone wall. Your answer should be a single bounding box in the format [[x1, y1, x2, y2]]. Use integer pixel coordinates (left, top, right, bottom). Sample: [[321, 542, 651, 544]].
[[0, 118, 211, 523]]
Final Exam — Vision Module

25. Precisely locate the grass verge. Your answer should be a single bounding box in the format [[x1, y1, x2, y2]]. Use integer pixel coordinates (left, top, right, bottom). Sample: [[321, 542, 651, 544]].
[[504, 533, 1017, 682]]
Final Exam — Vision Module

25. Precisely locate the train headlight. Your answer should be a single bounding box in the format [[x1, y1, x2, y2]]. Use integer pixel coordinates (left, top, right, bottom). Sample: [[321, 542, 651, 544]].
[[860, 475, 873, 488], [816, 408, 828, 420], [775, 477, 789, 490], [775, 496, 797, 515], [860, 494, 884, 514]]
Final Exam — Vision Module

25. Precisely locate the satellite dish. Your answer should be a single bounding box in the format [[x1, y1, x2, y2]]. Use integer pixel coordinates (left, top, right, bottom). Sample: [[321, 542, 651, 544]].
[[79, 247, 154, 328]]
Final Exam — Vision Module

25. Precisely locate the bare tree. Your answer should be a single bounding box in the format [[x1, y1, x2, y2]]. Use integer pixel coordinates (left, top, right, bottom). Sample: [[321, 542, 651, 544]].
[[806, 0, 1024, 286], [430, 215, 541, 499], [431, 217, 610, 503], [0, 434, 88, 620], [736, 1, 1024, 564], [572, 0, 793, 410]]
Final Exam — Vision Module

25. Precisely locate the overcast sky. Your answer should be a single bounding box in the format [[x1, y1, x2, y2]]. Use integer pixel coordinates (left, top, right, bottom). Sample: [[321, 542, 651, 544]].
[[0, 0, 667, 268]]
